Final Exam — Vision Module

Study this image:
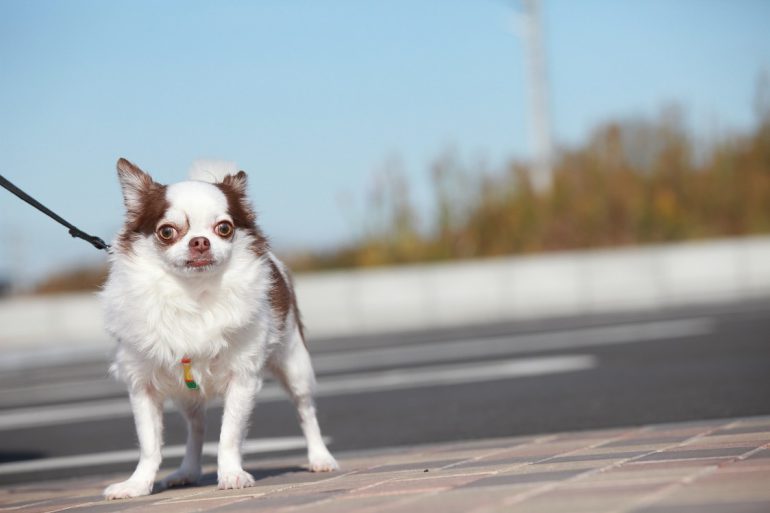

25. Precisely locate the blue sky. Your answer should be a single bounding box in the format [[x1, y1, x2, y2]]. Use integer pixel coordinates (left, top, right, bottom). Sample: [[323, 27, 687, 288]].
[[1, 0, 769, 285]]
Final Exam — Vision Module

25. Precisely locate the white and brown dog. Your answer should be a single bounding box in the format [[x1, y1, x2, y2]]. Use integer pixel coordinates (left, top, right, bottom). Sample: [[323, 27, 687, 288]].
[[101, 158, 337, 500]]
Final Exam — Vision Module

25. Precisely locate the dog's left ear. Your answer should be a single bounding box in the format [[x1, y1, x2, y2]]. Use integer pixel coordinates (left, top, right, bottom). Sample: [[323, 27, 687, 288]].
[[221, 171, 248, 196], [218, 170, 257, 228]]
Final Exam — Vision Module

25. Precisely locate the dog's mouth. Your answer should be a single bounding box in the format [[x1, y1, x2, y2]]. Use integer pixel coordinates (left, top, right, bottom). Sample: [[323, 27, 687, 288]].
[[185, 257, 215, 270]]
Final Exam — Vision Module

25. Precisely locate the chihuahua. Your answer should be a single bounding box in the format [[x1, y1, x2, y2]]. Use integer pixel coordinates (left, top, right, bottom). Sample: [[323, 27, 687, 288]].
[[101, 158, 337, 499]]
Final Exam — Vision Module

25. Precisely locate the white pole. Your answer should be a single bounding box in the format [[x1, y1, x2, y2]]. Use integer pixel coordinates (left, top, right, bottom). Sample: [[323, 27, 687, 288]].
[[521, 0, 554, 192]]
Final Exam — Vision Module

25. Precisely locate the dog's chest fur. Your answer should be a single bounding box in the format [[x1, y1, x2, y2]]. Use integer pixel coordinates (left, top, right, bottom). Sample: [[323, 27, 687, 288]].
[[102, 239, 276, 395]]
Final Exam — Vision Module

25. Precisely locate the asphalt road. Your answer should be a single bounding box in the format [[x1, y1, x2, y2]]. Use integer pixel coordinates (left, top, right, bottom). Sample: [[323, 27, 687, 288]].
[[1, 299, 769, 485]]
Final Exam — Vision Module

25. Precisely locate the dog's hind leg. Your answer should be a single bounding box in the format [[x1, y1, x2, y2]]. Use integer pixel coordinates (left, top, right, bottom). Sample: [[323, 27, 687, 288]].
[[161, 399, 205, 489], [269, 326, 338, 472]]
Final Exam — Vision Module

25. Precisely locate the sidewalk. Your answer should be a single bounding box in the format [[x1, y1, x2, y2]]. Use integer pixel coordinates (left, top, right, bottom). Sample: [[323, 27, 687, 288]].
[[2, 416, 769, 513]]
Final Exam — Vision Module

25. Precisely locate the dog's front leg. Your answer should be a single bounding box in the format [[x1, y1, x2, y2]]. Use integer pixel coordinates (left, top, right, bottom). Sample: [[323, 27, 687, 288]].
[[217, 375, 260, 489], [104, 386, 164, 499]]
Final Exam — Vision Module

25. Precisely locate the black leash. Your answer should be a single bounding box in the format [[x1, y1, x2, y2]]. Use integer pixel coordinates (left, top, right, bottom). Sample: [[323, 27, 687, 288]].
[[0, 173, 111, 252]]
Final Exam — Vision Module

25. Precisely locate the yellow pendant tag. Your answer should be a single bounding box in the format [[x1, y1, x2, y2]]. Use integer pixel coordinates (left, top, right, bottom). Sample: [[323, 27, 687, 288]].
[[181, 357, 199, 390]]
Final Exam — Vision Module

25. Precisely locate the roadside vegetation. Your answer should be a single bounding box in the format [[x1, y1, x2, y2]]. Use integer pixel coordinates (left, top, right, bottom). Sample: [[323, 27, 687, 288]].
[[289, 105, 770, 272], [32, 103, 770, 293]]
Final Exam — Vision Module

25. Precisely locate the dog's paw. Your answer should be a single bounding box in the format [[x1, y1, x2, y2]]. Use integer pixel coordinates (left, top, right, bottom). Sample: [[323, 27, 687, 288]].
[[161, 465, 202, 489], [103, 479, 153, 500], [308, 451, 339, 472], [217, 468, 255, 490]]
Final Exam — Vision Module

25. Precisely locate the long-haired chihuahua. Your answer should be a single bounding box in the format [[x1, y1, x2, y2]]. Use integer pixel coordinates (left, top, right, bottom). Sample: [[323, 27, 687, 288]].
[[101, 158, 337, 499]]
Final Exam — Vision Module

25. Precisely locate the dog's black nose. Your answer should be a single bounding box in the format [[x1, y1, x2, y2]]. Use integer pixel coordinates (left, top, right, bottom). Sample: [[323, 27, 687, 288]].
[[189, 237, 211, 254]]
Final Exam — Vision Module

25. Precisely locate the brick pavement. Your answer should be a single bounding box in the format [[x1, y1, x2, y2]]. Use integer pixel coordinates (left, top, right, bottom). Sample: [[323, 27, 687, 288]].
[[2, 416, 769, 513]]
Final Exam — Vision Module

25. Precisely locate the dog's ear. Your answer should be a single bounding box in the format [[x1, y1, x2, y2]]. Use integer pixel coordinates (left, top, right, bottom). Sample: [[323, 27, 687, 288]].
[[116, 158, 155, 212], [218, 170, 257, 229], [221, 171, 248, 196]]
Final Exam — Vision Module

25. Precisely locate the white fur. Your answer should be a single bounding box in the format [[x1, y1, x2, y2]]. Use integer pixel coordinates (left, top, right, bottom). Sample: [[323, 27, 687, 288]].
[[101, 166, 336, 500], [161, 181, 235, 274], [188, 160, 238, 184]]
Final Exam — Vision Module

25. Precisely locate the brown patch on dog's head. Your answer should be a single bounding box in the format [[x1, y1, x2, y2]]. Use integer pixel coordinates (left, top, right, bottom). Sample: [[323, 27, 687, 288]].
[[215, 171, 268, 256], [115, 158, 169, 253]]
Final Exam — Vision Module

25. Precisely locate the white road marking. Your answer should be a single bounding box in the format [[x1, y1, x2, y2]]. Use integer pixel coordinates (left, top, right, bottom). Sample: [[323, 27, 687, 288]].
[[0, 317, 713, 408], [0, 380, 125, 408], [311, 317, 714, 374], [0, 355, 596, 431], [315, 354, 596, 396], [0, 437, 325, 476], [0, 398, 134, 431]]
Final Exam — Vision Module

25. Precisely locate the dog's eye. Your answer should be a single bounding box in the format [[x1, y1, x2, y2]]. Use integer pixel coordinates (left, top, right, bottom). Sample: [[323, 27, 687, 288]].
[[157, 225, 177, 241], [215, 221, 234, 238]]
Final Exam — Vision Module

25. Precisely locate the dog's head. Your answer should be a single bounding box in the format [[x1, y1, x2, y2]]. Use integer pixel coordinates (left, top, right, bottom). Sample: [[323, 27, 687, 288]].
[[115, 158, 265, 275]]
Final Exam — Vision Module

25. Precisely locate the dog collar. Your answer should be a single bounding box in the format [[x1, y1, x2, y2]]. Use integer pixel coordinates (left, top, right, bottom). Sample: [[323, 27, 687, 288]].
[[181, 356, 199, 390]]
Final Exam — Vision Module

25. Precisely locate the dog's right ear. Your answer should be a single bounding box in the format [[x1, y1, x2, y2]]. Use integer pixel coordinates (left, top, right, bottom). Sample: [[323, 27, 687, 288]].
[[116, 158, 155, 212]]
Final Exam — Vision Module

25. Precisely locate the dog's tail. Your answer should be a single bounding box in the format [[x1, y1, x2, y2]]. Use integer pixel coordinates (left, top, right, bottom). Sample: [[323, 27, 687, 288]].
[[188, 159, 239, 183]]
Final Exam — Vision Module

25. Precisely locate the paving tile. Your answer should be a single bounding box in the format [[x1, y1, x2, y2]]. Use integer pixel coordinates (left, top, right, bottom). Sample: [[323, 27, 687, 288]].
[[429, 436, 539, 453], [600, 461, 717, 481], [348, 473, 485, 497], [360, 459, 462, 474], [448, 455, 534, 470], [237, 465, 338, 486], [183, 480, 297, 501], [621, 457, 729, 470], [294, 493, 415, 513], [644, 418, 733, 432], [721, 460, 770, 473], [600, 435, 693, 448], [551, 428, 635, 442], [634, 446, 753, 462], [42, 498, 158, 513], [185, 487, 274, 503], [263, 472, 394, 498], [208, 492, 333, 512], [139, 496, 252, 513], [151, 483, 252, 502], [744, 449, 770, 460], [460, 469, 588, 488], [0, 497, 56, 510], [659, 471, 770, 504], [683, 439, 770, 450], [453, 440, 602, 466], [512, 461, 607, 475], [557, 479, 670, 493], [634, 501, 770, 513], [727, 463, 764, 475], [30, 498, 114, 513], [154, 488, 267, 504], [418, 448, 510, 467], [382, 486, 531, 513], [567, 472, 680, 487], [735, 416, 770, 427], [503, 483, 663, 513], [2, 500, 64, 513], [538, 450, 647, 464], [3, 416, 769, 513], [713, 425, 770, 436], [336, 451, 435, 467]]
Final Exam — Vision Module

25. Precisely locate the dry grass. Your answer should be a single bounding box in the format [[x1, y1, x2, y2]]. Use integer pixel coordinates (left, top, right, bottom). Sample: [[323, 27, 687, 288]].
[[291, 108, 770, 271], [32, 107, 770, 293]]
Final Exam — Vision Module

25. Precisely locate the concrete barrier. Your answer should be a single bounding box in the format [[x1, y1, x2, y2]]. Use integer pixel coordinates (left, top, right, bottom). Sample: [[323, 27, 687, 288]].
[[1, 236, 769, 355], [296, 236, 770, 337]]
